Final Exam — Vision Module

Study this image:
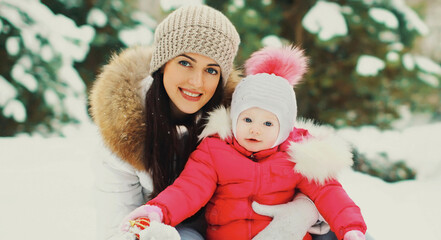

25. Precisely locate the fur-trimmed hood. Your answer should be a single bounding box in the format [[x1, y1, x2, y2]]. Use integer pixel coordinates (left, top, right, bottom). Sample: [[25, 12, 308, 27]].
[[89, 46, 242, 171], [199, 106, 354, 184]]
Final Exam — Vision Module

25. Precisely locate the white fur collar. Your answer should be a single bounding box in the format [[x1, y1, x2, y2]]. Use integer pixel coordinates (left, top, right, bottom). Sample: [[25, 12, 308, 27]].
[[288, 119, 353, 184], [199, 106, 233, 141], [199, 106, 353, 185]]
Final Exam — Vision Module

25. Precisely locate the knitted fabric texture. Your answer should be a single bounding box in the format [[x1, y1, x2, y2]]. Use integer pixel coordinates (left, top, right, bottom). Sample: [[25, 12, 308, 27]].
[[231, 73, 297, 148], [150, 5, 240, 84], [231, 45, 308, 148]]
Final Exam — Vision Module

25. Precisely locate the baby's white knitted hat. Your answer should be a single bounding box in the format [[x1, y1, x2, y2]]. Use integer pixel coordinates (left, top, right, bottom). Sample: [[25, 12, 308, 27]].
[[231, 45, 308, 147]]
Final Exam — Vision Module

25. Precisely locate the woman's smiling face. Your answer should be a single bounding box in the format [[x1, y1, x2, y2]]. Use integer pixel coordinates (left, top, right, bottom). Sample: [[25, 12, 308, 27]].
[[163, 53, 221, 117]]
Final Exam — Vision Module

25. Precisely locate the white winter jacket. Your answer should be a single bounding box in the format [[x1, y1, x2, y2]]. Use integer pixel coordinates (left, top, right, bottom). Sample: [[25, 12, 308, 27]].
[[93, 146, 153, 240]]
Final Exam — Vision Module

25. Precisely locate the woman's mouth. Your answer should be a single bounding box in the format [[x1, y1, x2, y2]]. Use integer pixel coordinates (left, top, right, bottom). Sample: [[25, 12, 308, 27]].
[[246, 138, 260, 143], [180, 88, 202, 101]]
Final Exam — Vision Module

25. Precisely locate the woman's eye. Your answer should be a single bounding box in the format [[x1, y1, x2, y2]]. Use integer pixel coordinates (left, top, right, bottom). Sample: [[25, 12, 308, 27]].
[[179, 60, 191, 67], [264, 121, 273, 127], [206, 68, 218, 75], [244, 117, 252, 123]]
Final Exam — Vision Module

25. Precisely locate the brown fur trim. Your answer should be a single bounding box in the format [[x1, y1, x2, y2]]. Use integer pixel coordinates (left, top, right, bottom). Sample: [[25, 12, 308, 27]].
[[89, 46, 152, 170], [89, 46, 242, 171]]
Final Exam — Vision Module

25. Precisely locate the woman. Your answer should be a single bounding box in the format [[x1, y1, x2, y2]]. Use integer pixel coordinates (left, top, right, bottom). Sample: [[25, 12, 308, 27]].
[[90, 5, 331, 240]]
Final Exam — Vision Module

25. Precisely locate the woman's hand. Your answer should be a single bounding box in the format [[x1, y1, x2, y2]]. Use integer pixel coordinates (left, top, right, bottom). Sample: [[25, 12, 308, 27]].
[[251, 195, 320, 240]]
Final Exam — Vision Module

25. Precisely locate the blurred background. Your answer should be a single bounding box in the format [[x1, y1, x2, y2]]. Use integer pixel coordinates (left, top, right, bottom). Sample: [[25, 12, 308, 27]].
[[1, 0, 440, 181], [1, 1, 441, 239]]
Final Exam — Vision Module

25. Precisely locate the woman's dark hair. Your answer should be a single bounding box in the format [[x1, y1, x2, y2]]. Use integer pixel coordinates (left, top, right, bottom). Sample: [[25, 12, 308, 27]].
[[144, 70, 224, 198]]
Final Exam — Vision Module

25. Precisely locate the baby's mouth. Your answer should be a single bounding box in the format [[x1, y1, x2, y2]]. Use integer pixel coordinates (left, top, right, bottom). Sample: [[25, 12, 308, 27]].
[[246, 138, 260, 142]]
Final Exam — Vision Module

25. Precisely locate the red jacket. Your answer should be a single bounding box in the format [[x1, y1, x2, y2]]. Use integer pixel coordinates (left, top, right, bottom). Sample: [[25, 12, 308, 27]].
[[148, 107, 366, 240]]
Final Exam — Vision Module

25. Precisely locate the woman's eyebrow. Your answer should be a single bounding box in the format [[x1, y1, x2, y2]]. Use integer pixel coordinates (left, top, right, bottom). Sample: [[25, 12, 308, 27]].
[[179, 54, 220, 67], [179, 54, 196, 62]]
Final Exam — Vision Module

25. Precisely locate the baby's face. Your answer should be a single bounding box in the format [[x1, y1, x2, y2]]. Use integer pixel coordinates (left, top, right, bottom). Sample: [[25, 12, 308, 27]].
[[236, 107, 280, 152]]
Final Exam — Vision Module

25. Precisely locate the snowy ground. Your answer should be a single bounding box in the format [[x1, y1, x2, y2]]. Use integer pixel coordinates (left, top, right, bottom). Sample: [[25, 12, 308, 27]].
[[1, 121, 441, 240]]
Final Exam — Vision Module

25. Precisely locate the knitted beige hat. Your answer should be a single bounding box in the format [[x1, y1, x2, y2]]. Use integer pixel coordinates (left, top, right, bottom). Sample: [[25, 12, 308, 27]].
[[150, 5, 240, 84]]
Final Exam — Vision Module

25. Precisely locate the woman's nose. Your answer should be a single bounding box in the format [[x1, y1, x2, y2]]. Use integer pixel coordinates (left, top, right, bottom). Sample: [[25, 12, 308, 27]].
[[188, 71, 203, 88]]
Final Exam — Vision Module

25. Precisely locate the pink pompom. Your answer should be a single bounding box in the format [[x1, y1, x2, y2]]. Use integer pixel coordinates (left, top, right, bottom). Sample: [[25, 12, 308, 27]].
[[245, 45, 308, 86]]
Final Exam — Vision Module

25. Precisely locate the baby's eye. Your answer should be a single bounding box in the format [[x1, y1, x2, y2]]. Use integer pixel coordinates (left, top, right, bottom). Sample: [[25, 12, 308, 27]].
[[206, 68, 219, 75], [179, 60, 191, 67], [264, 121, 273, 127], [244, 117, 252, 123]]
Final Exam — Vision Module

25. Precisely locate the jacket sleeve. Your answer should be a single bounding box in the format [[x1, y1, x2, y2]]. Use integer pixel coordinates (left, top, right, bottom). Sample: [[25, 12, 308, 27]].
[[148, 138, 218, 226], [92, 146, 149, 240], [296, 178, 367, 240]]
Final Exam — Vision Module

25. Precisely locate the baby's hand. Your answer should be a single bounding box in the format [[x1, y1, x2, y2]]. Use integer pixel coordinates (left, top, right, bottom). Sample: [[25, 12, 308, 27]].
[[343, 230, 365, 240]]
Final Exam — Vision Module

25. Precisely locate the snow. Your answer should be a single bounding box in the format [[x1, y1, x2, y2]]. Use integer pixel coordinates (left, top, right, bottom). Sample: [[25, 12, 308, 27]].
[[356, 55, 385, 76], [1, 120, 441, 240], [403, 53, 415, 70], [2, 0, 95, 60], [58, 61, 86, 93], [338, 123, 441, 180], [401, 54, 441, 86], [262, 0, 272, 7], [131, 11, 157, 29], [378, 31, 398, 43], [5, 36, 20, 56], [417, 72, 439, 87], [414, 56, 441, 75], [0, 0, 94, 126], [41, 44, 55, 62], [87, 8, 108, 28], [386, 51, 399, 63], [302, 1, 348, 41], [361, 0, 429, 36], [119, 25, 154, 47], [232, 0, 245, 8], [0, 75, 17, 106], [1, 0, 94, 62], [369, 8, 399, 29], [0, 124, 97, 240], [391, 0, 429, 36], [389, 42, 404, 52], [262, 35, 283, 48], [63, 92, 90, 122], [159, 0, 204, 12], [44, 90, 62, 115], [11, 63, 38, 92], [2, 99, 26, 122]]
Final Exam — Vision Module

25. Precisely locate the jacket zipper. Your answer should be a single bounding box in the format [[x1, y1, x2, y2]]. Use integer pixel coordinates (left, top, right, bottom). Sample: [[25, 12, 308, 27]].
[[249, 162, 261, 238]]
